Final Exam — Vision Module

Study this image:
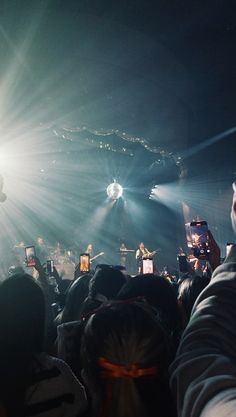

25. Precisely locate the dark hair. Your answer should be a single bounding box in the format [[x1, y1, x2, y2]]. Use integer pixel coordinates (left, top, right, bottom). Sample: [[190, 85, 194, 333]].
[[0, 274, 46, 415], [117, 274, 180, 346], [89, 267, 127, 299], [81, 301, 176, 417], [178, 275, 210, 322], [57, 273, 92, 324], [81, 266, 127, 317]]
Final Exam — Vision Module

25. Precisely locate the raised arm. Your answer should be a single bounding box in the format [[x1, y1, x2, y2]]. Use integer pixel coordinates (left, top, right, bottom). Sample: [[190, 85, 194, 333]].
[[170, 245, 236, 417]]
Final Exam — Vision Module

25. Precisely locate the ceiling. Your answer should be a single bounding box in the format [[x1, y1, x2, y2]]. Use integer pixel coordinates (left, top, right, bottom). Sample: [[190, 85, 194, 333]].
[[0, 0, 235, 152]]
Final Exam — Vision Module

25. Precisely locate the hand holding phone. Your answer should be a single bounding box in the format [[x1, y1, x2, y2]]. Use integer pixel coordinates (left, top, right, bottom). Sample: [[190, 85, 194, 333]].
[[177, 254, 189, 273], [189, 221, 210, 259], [80, 253, 90, 273], [25, 246, 36, 267]]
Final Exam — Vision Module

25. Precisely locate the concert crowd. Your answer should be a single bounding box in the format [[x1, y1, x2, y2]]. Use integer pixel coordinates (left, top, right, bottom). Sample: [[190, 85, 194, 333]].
[[0, 182, 236, 417]]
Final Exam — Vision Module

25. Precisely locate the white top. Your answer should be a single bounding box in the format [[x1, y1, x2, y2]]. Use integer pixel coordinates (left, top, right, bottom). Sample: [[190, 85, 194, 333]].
[[25, 353, 87, 417], [170, 246, 236, 417]]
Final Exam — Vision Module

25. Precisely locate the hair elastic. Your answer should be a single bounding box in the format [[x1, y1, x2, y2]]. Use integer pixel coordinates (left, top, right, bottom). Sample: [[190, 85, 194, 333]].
[[98, 357, 159, 379]]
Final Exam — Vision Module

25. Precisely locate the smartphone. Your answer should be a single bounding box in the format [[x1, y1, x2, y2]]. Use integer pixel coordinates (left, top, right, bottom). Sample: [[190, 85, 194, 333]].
[[177, 254, 189, 273], [46, 260, 54, 274], [226, 243, 234, 257], [189, 221, 210, 258], [25, 246, 36, 267], [79, 253, 90, 273], [142, 258, 154, 274]]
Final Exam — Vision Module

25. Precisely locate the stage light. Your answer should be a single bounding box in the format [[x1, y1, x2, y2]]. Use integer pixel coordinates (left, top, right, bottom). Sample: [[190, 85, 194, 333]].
[[0, 175, 7, 202], [0, 152, 11, 171], [106, 181, 123, 200], [149, 185, 158, 199]]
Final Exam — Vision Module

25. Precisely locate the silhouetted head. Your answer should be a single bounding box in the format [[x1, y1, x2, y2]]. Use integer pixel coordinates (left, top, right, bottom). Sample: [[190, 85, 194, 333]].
[[89, 266, 127, 301], [81, 301, 176, 417], [117, 274, 180, 344], [0, 273, 45, 354], [81, 266, 127, 317], [58, 273, 92, 324], [178, 275, 210, 327], [0, 274, 46, 414]]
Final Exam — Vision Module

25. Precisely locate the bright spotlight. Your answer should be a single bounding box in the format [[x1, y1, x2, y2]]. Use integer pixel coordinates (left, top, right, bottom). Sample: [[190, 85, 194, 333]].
[[106, 181, 123, 200], [0, 152, 12, 172], [0, 175, 7, 202]]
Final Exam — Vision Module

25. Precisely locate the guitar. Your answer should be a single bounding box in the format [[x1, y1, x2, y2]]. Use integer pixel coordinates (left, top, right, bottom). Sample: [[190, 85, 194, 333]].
[[142, 249, 160, 259], [90, 252, 105, 263]]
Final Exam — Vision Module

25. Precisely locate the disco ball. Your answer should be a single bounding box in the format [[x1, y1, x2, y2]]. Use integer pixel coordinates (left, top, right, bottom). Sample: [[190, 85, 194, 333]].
[[106, 182, 123, 200]]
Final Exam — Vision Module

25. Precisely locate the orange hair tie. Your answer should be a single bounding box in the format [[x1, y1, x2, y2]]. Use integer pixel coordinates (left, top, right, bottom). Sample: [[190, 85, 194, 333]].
[[98, 357, 158, 379]]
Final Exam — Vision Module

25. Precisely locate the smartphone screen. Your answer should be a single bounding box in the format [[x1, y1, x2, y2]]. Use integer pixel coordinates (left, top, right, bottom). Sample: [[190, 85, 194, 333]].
[[177, 254, 189, 273], [80, 253, 90, 273], [226, 243, 234, 257], [142, 258, 154, 274], [25, 246, 36, 267], [189, 221, 210, 258], [46, 260, 54, 274]]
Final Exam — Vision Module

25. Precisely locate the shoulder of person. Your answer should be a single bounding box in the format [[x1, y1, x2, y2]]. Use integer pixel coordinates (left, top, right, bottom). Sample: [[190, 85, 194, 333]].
[[26, 353, 87, 417], [35, 352, 83, 383]]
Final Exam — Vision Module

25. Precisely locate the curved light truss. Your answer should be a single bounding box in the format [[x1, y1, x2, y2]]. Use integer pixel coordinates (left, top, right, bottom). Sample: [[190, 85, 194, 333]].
[[52, 124, 186, 177]]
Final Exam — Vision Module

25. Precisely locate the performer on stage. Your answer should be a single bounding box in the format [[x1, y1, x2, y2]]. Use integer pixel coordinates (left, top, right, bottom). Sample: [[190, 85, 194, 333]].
[[136, 242, 151, 274], [85, 244, 93, 257], [119, 242, 128, 267]]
